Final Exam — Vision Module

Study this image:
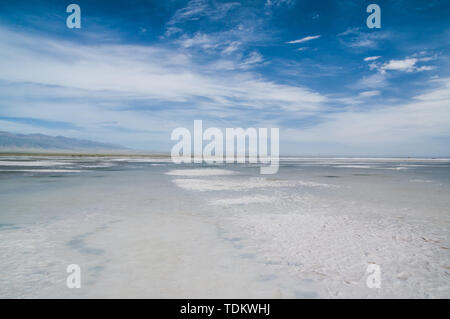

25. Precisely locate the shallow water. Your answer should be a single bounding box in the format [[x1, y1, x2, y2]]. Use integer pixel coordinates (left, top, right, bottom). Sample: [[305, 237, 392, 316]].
[[0, 157, 449, 298]]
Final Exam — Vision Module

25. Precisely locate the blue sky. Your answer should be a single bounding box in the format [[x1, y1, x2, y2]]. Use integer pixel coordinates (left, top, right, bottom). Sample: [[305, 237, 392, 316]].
[[0, 0, 449, 155]]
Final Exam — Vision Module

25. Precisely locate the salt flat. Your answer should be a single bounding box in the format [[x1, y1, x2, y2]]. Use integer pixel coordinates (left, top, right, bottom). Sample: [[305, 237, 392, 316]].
[[0, 157, 449, 298]]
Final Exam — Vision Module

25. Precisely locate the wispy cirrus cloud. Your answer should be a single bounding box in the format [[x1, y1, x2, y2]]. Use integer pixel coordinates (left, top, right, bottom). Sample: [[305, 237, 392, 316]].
[[167, 0, 240, 26], [364, 56, 381, 62], [265, 0, 296, 8], [358, 90, 381, 98], [163, 0, 242, 38], [0, 26, 327, 148], [240, 51, 264, 68], [337, 27, 389, 49], [353, 73, 387, 90], [179, 32, 215, 49], [287, 35, 321, 44]]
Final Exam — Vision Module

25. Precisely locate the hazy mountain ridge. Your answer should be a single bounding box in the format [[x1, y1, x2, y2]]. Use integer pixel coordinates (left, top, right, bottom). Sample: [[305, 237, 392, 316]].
[[0, 131, 129, 152]]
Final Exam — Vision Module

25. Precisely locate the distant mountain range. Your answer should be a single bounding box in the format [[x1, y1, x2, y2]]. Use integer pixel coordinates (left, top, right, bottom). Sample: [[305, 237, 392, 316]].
[[0, 131, 129, 153]]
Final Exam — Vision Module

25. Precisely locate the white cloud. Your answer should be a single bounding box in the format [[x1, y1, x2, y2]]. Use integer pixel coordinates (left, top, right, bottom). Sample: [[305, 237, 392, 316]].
[[354, 73, 387, 89], [0, 27, 328, 148], [166, 0, 240, 27], [265, 0, 296, 7], [287, 35, 321, 44], [416, 65, 435, 72], [240, 51, 264, 68], [180, 33, 216, 49], [284, 78, 450, 156], [374, 57, 434, 74], [222, 41, 241, 54], [364, 56, 381, 62], [175, 19, 271, 56], [358, 90, 380, 98], [164, 26, 183, 37], [337, 28, 389, 49], [381, 58, 418, 73], [415, 77, 450, 101], [353, 54, 436, 100], [1, 25, 445, 155]]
